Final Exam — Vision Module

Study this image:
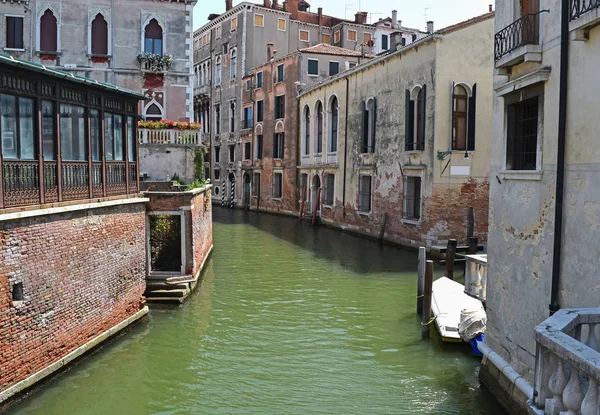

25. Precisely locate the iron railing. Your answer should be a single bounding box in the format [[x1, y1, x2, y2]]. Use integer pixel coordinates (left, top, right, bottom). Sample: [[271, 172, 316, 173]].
[[494, 11, 546, 61], [571, 0, 600, 20]]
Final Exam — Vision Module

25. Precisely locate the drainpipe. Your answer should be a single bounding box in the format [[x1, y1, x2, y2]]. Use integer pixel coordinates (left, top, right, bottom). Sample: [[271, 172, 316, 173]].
[[342, 76, 349, 217], [478, 342, 534, 399], [111, 0, 116, 84], [550, 0, 570, 315]]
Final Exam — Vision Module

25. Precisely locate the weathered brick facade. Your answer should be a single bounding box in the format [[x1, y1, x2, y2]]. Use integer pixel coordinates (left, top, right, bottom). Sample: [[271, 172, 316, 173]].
[[0, 202, 147, 392]]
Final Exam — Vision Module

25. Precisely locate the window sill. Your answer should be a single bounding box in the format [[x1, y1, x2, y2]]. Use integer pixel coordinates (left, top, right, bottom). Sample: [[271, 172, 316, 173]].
[[323, 205, 334, 210], [358, 211, 372, 217], [4, 48, 25, 52], [272, 197, 283, 201], [499, 170, 543, 181], [37, 51, 61, 56], [307, 74, 319, 77], [275, 81, 284, 85], [88, 54, 112, 59], [401, 218, 422, 226]]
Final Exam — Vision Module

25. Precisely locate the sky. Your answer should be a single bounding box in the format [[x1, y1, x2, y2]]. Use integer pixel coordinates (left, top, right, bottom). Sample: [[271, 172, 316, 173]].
[[193, 0, 494, 32]]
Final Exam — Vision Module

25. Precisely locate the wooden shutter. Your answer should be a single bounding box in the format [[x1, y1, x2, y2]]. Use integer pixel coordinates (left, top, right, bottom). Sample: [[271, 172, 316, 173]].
[[362, 101, 368, 153], [417, 84, 426, 151], [91, 14, 108, 55], [450, 81, 455, 149], [405, 89, 412, 151], [273, 133, 278, 158], [40, 10, 58, 52], [468, 84, 477, 151], [371, 97, 377, 153]]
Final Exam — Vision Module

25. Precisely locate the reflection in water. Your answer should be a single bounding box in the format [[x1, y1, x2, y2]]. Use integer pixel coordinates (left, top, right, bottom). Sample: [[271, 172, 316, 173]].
[[5, 208, 503, 415]]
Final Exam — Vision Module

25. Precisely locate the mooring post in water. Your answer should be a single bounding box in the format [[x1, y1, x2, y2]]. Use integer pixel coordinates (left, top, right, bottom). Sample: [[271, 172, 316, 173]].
[[444, 239, 457, 280], [378, 212, 388, 244], [299, 185, 306, 221], [421, 260, 434, 338], [467, 206, 475, 241], [417, 247, 426, 316], [311, 187, 321, 226], [230, 180, 235, 209], [468, 236, 479, 255]]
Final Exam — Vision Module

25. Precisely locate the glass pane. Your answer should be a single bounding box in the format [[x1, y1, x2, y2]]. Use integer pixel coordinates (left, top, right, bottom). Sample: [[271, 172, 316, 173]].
[[1, 94, 18, 159], [114, 114, 123, 161], [91, 109, 101, 161], [19, 98, 35, 159], [60, 104, 86, 161], [105, 113, 114, 161], [154, 39, 162, 55], [145, 38, 153, 53], [127, 116, 135, 161], [42, 101, 55, 160]]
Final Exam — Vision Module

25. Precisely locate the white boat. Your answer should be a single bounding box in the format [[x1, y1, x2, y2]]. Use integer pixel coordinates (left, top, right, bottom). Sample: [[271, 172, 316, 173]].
[[431, 277, 485, 343]]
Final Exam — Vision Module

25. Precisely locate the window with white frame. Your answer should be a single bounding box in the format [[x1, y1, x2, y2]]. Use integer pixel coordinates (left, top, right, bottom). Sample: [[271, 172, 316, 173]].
[[278, 18, 286, 31], [505, 90, 541, 171], [276, 64, 284, 83], [215, 55, 222, 85], [230, 48, 237, 80], [216, 25, 222, 39], [254, 14, 264, 27], [363, 32, 372, 44], [256, 100, 264, 123], [272, 172, 283, 199], [324, 174, 335, 206], [273, 132, 284, 159], [6, 15, 24, 50], [307, 59, 319, 76], [256, 71, 263, 88], [144, 18, 163, 55], [403, 176, 422, 221], [452, 83, 477, 152], [303, 105, 310, 156], [39, 9, 58, 53], [299, 30, 309, 42], [334, 30, 341, 44], [405, 85, 426, 151], [315, 101, 323, 154], [362, 98, 376, 154], [358, 175, 372, 213], [347, 29, 357, 42]]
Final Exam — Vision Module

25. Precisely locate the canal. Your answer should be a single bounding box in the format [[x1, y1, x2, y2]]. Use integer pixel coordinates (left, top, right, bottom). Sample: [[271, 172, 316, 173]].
[[6, 208, 504, 414]]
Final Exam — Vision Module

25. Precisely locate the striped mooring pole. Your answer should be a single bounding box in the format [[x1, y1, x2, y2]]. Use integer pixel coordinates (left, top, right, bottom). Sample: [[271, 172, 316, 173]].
[[230, 179, 235, 209]]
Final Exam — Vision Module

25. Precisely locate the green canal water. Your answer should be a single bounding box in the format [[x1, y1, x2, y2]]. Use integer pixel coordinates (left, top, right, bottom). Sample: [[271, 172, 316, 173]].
[[6, 208, 504, 415]]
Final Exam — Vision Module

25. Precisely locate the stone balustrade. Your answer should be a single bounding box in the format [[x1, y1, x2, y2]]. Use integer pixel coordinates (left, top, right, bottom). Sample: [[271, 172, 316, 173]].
[[464, 254, 488, 302], [530, 309, 600, 415], [139, 129, 203, 146]]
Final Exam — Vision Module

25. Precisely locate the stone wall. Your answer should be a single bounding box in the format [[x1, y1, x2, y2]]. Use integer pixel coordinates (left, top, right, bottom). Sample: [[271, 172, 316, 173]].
[[139, 145, 202, 185], [0, 202, 147, 392]]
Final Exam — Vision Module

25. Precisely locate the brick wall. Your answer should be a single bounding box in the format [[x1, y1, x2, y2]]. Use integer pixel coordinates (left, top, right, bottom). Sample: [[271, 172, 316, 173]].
[[0, 202, 146, 391]]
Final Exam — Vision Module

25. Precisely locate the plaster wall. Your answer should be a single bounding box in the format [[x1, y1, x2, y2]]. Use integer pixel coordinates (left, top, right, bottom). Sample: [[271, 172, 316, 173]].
[[139, 145, 201, 184]]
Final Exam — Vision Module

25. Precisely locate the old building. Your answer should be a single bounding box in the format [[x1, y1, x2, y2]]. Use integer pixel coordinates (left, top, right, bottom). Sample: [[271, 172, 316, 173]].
[[0, 55, 148, 402], [237, 43, 369, 213], [480, 0, 600, 413], [0, 0, 195, 121], [297, 12, 494, 248]]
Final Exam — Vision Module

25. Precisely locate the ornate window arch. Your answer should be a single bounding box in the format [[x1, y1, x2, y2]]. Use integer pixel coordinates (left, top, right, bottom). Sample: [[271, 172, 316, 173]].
[[144, 18, 163, 55], [88, 8, 111, 56], [230, 48, 237, 80], [303, 105, 310, 156], [143, 98, 164, 121], [141, 13, 166, 55], [37, 5, 60, 53], [314, 100, 323, 154]]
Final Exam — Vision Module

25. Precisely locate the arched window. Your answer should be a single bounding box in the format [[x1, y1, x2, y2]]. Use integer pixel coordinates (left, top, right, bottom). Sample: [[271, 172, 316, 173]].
[[315, 101, 323, 154], [329, 96, 338, 153], [404, 85, 426, 151], [40, 9, 58, 52], [230, 49, 237, 80], [452, 85, 468, 150], [303, 106, 310, 156], [215, 56, 222, 85], [91, 13, 108, 55], [145, 103, 162, 120], [144, 19, 163, 55], [362, 98, 376, 154]]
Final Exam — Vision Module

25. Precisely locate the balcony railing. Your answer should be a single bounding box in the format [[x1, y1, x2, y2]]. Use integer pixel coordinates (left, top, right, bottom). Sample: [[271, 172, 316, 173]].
[[1, 159, 138, 209], [464, 254, 488, 302], [531, 309, 600, 414], [139, 129, 203, 146], [494, 11, 545, 61], [571, 0, 600, 20]]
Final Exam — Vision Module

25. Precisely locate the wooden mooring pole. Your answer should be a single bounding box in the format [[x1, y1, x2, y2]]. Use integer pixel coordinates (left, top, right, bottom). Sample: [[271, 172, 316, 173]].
[[299, 185, 306, 222], [417, 247, 426, 316], [468, 236, 479, 255], [378, 212, 388, 245], [444, 239, 457, 280], [467, 206, 475, 240], [421, 260, 434, 338], [311, 187, 321, 226]]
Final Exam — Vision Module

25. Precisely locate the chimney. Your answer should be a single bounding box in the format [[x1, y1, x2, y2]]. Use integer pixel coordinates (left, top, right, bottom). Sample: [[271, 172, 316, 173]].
[[264, 0, 271, 7], [267, 43, 275, 61], [392, 10, 398, 29], [489, 4, 493, 12], [390, 32, 400, 51], [284, 0, 299, 20], [427, 21, 434, 33], [225, 0, 232, 11], [272, 0, 278, 8], [318, 7, 323, 26], [355, 11, 368, 25]]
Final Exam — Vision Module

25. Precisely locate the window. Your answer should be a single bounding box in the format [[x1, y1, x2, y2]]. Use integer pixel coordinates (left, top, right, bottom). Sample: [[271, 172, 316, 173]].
[[144, 19, 163, 55], [273, 133, 284, 159], [303, 106, 310, 155], [362, 98, 376, 154], [104, 113, 124, 161], [6, 16, 24, 49], [42, 101, 55, 160], [230, 49, 237, 80], [91, 13, 108, 55], [324, 174, 334, 206], [334, 30, 341, 44], [329, 96, 338, 153], [278, 18, 286, 31], [11, 282, 23, 302], [215, 105, 221, 134], [254, 14, 264, 27], [243, 106, 253, 129], [255, 135, 263, 159], [308, 59, 319, 76], [145, 103, 162, 121], [1, 94, 34, 160], [256, 72, 263, 88], [252, 172, 261, 197], [256, 100, 264, 123], [229, 101, 235, 133], [358, 175, 372, 213], [405, 86, 426, 151], [40, 10, 58, 52], [272, 172, 283, 198], [300, 30, 310, 42], [231, 16, 237, 31], [201, 34, 208, 46], [275, 95, 285, 119], [381, 34, 389, 50], [300, 174, 308, 195], [276, 64, 284, 83], [215, 56, 222, 86], [61, 104, 87, 161], [127, 116, 135, 162], [229, 145, 235, 162], [412, 33, 417, 42], [244, 142, 251, 160], [214, 169, 220, 180], [246, 79, 252, 91], [403, 176, 422, 221], [315, 101, 323, 154], [223, 43, 228, 54], [348, 30, 357, 42], [349, 62, 357, 69], [329, 61, 339, 76], [90, 108, 100, 161], [452, 83, 477, 152], [506, 97, 539, 171], [216, 25, 222, 39], [214, 146, 220, 163], [322, 34, 331, 44]]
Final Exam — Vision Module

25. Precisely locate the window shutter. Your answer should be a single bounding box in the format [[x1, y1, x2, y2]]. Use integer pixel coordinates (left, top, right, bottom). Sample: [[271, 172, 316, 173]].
[[371, 97, 377, 152], [450, 81, 455, 149], [273, 133, 278, 158], [281, 133, 285, 158], [362, 101, 368, 153], [405, 89, 412, 151], [417, 84, 426, 151], [468, 83, 477, 151]]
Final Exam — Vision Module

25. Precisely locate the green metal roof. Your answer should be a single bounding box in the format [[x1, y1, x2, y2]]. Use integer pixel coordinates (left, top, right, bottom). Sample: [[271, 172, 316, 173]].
[[0, 53, 147, 100]]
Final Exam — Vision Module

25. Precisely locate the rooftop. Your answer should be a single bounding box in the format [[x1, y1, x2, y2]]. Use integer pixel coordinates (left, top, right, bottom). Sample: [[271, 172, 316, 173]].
[[300, 43, 375, 58]]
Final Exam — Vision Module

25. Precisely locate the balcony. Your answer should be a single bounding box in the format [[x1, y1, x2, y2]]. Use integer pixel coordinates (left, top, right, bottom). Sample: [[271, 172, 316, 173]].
[[326, 153, 338, 165], [570, 0, 600, 40], [139, 129, 203, 146], [194, 84, 211, 97], [495, 11, 547, 71], [530, 309, 600, 414], [464, 254, 488, 303]]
